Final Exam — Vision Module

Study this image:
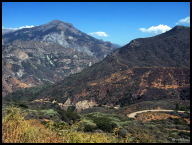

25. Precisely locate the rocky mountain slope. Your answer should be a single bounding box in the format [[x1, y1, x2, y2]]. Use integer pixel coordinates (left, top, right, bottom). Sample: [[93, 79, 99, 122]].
[[3, 25, 190, 111], [2, 20, 118, 96], [3, 20, 117, 59]]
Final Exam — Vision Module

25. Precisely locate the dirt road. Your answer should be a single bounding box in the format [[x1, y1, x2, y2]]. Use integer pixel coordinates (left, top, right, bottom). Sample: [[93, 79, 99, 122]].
[[127, 109, 188, 118]]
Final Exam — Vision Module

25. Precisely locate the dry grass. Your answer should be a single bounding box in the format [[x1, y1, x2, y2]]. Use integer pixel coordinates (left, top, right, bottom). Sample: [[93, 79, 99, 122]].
[[2, 107, 128, 143], [136, 112, 180, 122], [2, 107, 61, 143]]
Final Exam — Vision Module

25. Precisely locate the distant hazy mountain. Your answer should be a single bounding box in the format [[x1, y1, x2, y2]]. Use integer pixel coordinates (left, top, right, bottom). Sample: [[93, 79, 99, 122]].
[[4, 25, 190, 111], [2, 20, 119, 96], [2, 28, 16, 35]]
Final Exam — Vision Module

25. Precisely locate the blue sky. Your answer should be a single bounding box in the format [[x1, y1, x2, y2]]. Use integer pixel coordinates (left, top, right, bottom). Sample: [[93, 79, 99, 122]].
[[2, 2, 190, 46]]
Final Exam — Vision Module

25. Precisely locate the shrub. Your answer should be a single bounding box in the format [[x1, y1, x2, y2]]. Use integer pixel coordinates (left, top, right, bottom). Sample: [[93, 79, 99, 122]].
[[18, 103, 28, 109], [117, 128, 128, 138], [40, 109, 59, 119], [80, 118, 97, 132], [67, 106, 76, 112], [83, 124, 97, 132], [170, 118, 188, 125], [92, 117, 118, 132], [56, 108, 81, 123], [178, 131, 190, 138], [25, 109, 39, 119]]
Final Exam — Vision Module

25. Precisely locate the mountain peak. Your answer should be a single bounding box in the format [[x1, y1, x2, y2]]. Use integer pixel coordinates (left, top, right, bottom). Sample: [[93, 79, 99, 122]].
[[170, 25, 190, 32], [49, 20, 64, 24], [47, 19, 73, 27], [51, 19, 63, 23]]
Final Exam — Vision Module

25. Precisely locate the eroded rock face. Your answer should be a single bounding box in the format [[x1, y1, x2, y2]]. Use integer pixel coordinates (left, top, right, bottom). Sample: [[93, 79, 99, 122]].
[[58, 98, 72, 110], [43, 33, 70, 47], [75, 99, 98, 111], [58, 98, 98, 111], [14, 49, 29, 60], [2, 20, 119, 96], [2, 62, 30, 96]]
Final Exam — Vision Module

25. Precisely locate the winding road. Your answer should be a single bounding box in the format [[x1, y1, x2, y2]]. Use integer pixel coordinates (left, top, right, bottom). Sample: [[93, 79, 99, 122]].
[[127, 109, 189, 118]]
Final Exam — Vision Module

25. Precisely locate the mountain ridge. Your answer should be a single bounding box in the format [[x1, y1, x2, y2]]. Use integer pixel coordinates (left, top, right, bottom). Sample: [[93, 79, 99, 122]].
[[2, 20, 119, 96], [3, 25, 190, 111], [2, 19, 118, 60]]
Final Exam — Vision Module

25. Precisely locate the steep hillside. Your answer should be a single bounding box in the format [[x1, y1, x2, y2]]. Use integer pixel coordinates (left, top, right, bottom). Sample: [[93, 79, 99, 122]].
[[116, 25, 190, 68], [2, 20, 118, 96], [3, 25, 190, 111], [2, 20, 118, 59]]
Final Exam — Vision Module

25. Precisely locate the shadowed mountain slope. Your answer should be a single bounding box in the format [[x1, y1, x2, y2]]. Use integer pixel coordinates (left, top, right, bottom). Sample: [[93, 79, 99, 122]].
[[3, 26, 190, 111]]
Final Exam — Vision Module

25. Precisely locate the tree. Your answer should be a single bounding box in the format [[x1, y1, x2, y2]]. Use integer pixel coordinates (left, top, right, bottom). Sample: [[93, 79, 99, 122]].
[[175, 103, 179, 110]]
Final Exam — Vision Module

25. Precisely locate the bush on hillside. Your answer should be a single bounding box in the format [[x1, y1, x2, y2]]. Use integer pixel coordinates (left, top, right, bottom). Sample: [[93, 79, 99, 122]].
[[55, 107, 81, 123], [92, 116, 117, 132]]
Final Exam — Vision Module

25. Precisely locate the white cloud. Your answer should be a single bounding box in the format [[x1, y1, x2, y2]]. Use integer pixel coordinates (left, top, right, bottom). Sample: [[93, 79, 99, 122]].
[[176, 17, 190, 25], [89, 31, 109, 37], [18, 25, 35, 29], [3, 25, 35, 30], [139, 24, 172, 34]]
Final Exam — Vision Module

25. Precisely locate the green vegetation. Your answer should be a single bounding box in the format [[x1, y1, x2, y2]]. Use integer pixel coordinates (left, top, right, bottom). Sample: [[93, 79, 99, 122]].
[[3, 83, 53, 107], [56, 107, 81, 123], [2, 107, 117, 143], [2, 103, 190, 143]]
